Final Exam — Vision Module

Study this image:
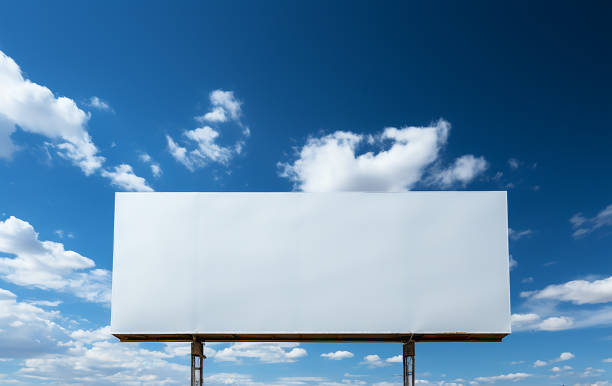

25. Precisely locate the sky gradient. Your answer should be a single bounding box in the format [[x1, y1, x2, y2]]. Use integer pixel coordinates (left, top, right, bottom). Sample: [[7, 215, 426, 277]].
[[0, 1, 611, 385]]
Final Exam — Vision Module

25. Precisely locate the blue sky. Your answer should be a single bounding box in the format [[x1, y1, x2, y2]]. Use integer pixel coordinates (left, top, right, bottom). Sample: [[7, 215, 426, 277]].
[[0, 1, 611, 385]]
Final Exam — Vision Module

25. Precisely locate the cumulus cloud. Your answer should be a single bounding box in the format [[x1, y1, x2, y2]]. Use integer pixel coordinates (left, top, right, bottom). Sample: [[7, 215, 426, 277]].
[[432, 154, 488, 187], [195, 90, 242, 123], [386, 354, 402, 363], [571, 204, 612, 238], [0, 288, 67, 359], [0, 216, 110, 303], [321, 350, 354, 360], [213, 342, 307, 363], [101, 164, 154, 192], [521, 276, 612, 305], [360, 353, 403, 367], [0, 49, 104, 173], [168, 90, 249, 171], [533, 360, 547, 367], [18, 329, 189, 385], [278, 119, 487, 192], [0, 50, 151, 191], [361, 354, 387, 367], [512, 275, 612, 332]]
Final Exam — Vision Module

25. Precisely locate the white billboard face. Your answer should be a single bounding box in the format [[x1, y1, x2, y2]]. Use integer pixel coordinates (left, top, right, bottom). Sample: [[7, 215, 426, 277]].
[[111, 192, 510, 341]]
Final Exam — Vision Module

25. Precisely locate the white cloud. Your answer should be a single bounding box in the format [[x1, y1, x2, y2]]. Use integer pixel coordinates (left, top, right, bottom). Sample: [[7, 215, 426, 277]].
[[361, 354, 387, 367], [169, 90, 249, 171], [521, 276, 612, 305], [360, 354, 401, 367], [198, 106, 228, 123], [386, 354, 402, 363], [557, 352, 575, 362], [0, 216, 110, 303], [101, 164, 154, 192], [0, 50, 152, 191], [0, 49, 104, 174], [432, 154, 488, 187], [570, 204, 612, 238], [512, 307, 612, 332], [509, 228, 533, 240], [213, 342, 307, 363], [473, 372, 531, 383], [532, 352, 575, 368], [511, 313, 541, 327], [166, 127, 234, 171], [18, 332, 189, 385], [534, 360, 547, 367], [539, 316, 574, 331], [321, 350, 354, 360], [0, 288, 67, 359], [279, 119, 486, 192], [210, 89, 241, 121], [139, 152, 162, 178], [88, 96, 112, 112]]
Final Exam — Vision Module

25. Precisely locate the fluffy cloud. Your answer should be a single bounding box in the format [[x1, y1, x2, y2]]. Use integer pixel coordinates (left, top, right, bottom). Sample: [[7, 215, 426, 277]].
[[512, 275, 612, 332], [0, 49, 104, 173], [571, 204, 612, 238], [534, 360, 547, 367], [473, 372, 531, 383], [432, 154, 488, 187], [0, 288, 67, 359], [385, 354, 403, 363], [521, 276, 612, 305], [278, 119, 487, 192], [195, 89, 242, 124], [18, 329, 189, 385], [0, 50, 151, 191], [0, 216, 110, 303], [168, 89, 248, 171], [360, 353, 404, 367], [361, 354, 387, 367], [214, 342, 307, 363], [321, 350, 354, 360], [101, 164, 154, 192]]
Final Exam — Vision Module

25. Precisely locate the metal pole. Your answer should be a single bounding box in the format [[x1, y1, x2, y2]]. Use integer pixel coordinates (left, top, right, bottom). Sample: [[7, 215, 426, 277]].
[[402, 341, 415, 386], [191, 338, 205, 386]]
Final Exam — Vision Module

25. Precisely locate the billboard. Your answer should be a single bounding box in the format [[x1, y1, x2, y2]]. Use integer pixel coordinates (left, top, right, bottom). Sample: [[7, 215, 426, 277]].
[[111, 192, 510, 342]]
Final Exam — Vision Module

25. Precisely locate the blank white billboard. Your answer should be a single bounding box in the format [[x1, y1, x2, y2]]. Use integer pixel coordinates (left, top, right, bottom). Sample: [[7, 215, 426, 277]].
[[111, 192, 510, 342]]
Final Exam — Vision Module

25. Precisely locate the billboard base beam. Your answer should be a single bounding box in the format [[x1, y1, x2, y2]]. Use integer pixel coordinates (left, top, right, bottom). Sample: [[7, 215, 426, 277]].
[[191, 338, 206, 386], [403, 340, 415, 386]]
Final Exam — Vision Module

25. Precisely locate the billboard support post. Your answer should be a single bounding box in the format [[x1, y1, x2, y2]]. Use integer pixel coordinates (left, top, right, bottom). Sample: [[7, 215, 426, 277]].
[[191, 338, 205, 386], [403, 341, 415, 386]]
